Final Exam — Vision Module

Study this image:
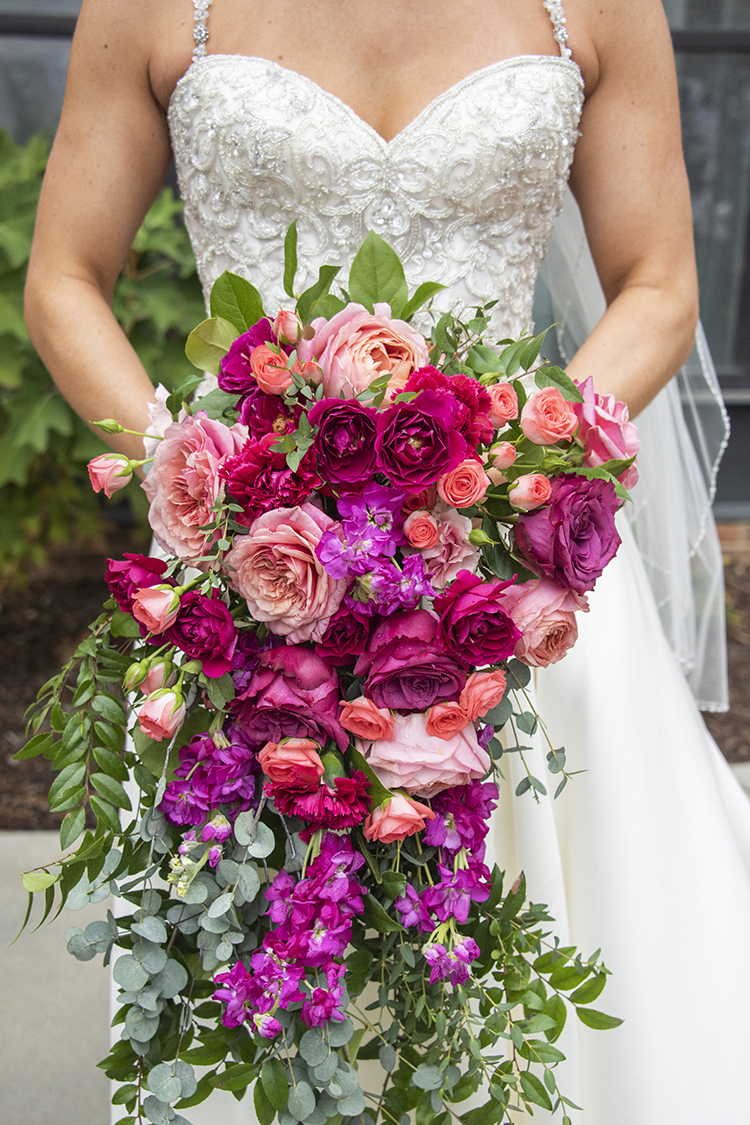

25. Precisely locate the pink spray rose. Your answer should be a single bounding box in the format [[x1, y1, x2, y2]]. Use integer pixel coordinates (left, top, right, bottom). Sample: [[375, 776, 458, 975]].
[[573, 376, 640, 483], [501, 577, 589, 667], [437, 459, 490, 509], [137, 689, 186, 742], [460, 671, 508, 722], [141, 661, 176, 696], [509, 473, 552, 512], [358, 711, 491, 798], [273, 309, 303, 346], [87, 453, 132, 498], [487, 382, 519, 428], [340, 696, 395, 742], [403, 510, 441, 550], [520, 388, 579, 445], [363, 794, 436, 844], [298, 302, 429, 399], [224, 503, 347, 643], [250, 344, 293, 395], [425, 701, 470, 740], [142, 412, 247, 564], [131, 585, 181, 634], [257, 738, 325, 787], [418, 502, 480, 590], [489, 442, 518, 471]]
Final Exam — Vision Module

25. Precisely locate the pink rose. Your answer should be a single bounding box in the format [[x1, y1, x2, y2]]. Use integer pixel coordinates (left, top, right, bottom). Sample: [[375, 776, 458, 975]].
[[358, 711, 491, 798], [489, 442, 517, 471], [224, 503, 347, 643], [502, 577, 589, 667], [258, 738, 324, 786], [363, 794, 435, 844], [137, 689, 186, 742], [419, 502, 480, 590], [520, 388, 579, 445], [403, 510, 440, 550], [436, 459, 490, 509], [340, 696, 395, 742], [425, 701, 469, 740], [273, 310, 303, 346], [142, 412, 247, 564], [298, 302, 429, 399], [142, 661, 176, 696], [487, 383, 519, 427], [509, 473, 552, 512], [131, 585, 181, 634], [88, 454, 132, 498], [460, 671, 508, 722], [573, 377, 640, 470], [250, 344, 293, 395]]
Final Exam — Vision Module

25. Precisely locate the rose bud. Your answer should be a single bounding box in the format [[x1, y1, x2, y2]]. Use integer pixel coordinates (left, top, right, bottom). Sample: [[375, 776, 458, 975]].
[[132, 585, 181, 634], [250, 344, 293, 395], [425, 701, 469, 740], [87, 453, 132, 498], [340, 696, 395, 742], [509, 473, 553, 512], [489, 441, 518, 471], [123, 661, 149, 692], [142, 660, 176, 695], [363, 794, 436, 844], [403, 510, 441, 550], [137, 688, 186, 741], [437, 459, 491, 509], [273, 309, 303, 346], [258, 737, 325, 787], [487, 382, 519, 427]]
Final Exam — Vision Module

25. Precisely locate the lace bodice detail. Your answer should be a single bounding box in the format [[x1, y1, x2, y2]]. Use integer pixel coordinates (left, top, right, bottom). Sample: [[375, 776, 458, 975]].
[[168, 46, 583, 339]]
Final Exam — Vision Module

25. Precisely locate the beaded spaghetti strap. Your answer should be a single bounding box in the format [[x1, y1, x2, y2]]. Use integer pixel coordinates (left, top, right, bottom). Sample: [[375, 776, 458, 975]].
[[543, 0, 573, 61], [191, 0, 213, 61]]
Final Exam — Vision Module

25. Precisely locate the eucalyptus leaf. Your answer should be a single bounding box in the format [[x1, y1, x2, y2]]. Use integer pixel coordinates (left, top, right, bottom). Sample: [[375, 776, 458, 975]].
[[113, 954, 150, 992], [287, 1081, 316, 1122], [246, 822, 275, 858], [233, 810, 257, 846]]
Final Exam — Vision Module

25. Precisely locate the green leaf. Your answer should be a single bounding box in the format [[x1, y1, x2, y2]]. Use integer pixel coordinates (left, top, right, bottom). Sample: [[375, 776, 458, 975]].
[[576, 1007, 623, 1030], [380, 870, 407, 900], [90, 772, 132, 810], [210, 271, 265, 333], [92, 744, 129, 780], [253, 1078, 275, 1125], [362, 894, 403, 933], [517, 328, 549, 371], [185, 317, 238, 375], [165, 372, 205, 416], [283, 220, 298, 298], [22, 869, 57, 893], [59, 806, 86, 850], [401, 281, 446, 320], [260, 1057, 289, 1112], [92, 693, 127, 726], [90, 794, 121, 833], [348, 231, 408, 311], [12, 730, 52, 760], [296, 264, 341, 323], [520, 1072, 553, 1111], [48, 762, 86, 805], [348, 746, 391, 807], [110, 608, 142, 638], [534, 364, 584, 403], [570, 973, 607, 1006]]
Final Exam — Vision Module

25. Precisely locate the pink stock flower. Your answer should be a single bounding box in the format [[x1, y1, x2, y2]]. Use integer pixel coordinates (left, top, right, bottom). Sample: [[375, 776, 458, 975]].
[[572, 377, 640, 471], [257, 738, 325, 787], [437, 459, 490, 509], [131, 585, 181, 634], [460, 671, 508, 722], [298, 302, 429, 399], [339, 696, 395, 742], [501, 577, 589, 667], [137, 689, 186, 742], [520, 388, 579, 445], [358, 711, 491, 798], [509, 473, 552, 512], [87, 454, 132, 498], [142, 412, 247, 564], [363, 794, 436, 844], [487, 383, 519, 427], [224, 503, 347, 643], [425, 701, 470, 739]]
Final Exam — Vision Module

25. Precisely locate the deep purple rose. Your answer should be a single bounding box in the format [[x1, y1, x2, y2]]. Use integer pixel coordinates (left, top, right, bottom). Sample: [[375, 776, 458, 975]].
[[354, 608, 465, 712], [165, 590, 238, 678], [308, 398, 378, 488], [231, 645, 347, 750], [433, 571, 521, 667], [219, 319, 276, 394], [238, 385, 301, 439], [315, 603, 374, 665], [514, 475, 621, 594], [375, 390, 468, 489], [231, 630, 263, 693], [105, 553, 172, 613]]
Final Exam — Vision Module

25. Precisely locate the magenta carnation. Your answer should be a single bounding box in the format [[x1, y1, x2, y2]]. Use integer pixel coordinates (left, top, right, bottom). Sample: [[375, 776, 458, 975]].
[[266, 771, 371, 831], [220, 433, 320, 527]]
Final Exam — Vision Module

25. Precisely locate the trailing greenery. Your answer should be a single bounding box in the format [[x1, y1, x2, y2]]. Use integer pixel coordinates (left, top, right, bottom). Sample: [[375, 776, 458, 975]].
[[0, 130, 204, 586]]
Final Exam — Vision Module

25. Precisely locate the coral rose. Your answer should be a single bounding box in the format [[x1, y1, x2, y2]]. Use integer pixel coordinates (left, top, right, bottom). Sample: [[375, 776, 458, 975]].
[[402, 487, 438, 515], [501, 577, 589, 667], [224, 503, 347, 643], [363, 794, 436, 844], [250, 344, 293, 395], [509, 473, 552, 512], [460, 671, 508, 722], [258, 738, 325, 787], [425, 701, 469, 739], [487, 382, 519, 428], [358, 711, 491, 798], [520, 388, 579, 445], [219, 319, 276, 394], [340, 696, 395, 742], [403, 510, 440, 550], [437, 459, 490, 508]]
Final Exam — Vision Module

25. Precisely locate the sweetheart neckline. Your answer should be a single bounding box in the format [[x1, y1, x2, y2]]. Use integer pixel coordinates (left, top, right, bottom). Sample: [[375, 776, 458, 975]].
[[168, 52, 584, 148]]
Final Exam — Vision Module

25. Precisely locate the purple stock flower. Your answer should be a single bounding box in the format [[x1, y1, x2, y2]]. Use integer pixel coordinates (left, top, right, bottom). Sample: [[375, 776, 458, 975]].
[[316, 483, 407, 581], [159, 726, 260, 826], [308, 398, 379, 488], [394, 883, 433, 931], [422, 861, 493, 924], [424, 780, 499, 860], [301, 962, 347, 1028]]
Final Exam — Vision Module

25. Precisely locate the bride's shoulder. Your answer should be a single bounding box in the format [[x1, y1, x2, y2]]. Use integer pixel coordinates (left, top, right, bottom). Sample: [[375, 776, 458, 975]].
[[567, 0, 676, 97]]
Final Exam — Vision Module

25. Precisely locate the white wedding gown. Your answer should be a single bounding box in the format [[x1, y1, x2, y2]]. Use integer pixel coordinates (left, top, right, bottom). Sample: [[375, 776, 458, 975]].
[[158, 2, 750, 1121]]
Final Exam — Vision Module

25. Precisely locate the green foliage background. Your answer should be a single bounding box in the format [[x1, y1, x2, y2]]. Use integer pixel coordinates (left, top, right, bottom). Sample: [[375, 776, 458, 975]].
[[0, 130, 204, 585]]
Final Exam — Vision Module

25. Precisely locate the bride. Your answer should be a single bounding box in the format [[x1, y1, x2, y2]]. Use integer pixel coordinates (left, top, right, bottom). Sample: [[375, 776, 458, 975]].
[[24, 0, 750, 1121]]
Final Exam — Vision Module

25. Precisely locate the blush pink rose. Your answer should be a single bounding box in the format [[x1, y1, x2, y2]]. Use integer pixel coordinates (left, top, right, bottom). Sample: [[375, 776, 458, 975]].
[[143, 412, 247, 564], [131, 585, 181, 634], [137, 689, 186, 742], [340, 696, 395, 742], [460, 671, 508, 722], [489, 442, 517, 471], [436, 459, 490, 509], [487, 383, 519, 427], [572, 376, 640, 472], [363, 794, 436, 844], [257, 738, 324, 786], [223, 503, 347, 643], [509, 473, 552, 512], [418, 502, 480, 590], [357, 711, 491, 798], [273, 310, 303, 346], [520, 388, 579, 445], [403, 510, 440, 550], [502, 577, 589, 667], [142, 661, 176, 695], [298, 302, 429, 399], [88, 453, 132, 498], [250, 344, 293, 395], [425, 701, 469, 740]]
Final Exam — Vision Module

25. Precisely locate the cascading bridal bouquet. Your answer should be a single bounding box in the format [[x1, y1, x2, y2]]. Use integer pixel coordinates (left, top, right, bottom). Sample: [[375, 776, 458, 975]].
[[16, 228, 638, 1125]]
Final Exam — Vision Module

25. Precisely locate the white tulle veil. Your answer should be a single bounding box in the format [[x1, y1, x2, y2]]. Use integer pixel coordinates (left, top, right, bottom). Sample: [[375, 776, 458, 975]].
[[535, 188, 730, 712]]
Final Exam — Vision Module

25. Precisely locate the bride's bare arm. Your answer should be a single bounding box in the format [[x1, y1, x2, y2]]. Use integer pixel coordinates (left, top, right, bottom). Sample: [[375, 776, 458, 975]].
[[566, 0, 699, 417], [24, 0, 184, 460]]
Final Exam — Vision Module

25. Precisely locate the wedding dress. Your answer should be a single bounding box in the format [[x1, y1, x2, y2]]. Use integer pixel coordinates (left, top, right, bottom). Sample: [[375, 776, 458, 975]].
[[157, 1, 750, 1121]]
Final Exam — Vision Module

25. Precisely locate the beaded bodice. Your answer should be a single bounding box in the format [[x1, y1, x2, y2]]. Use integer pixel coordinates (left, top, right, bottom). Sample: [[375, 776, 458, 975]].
[[167, 2, 584, 338]]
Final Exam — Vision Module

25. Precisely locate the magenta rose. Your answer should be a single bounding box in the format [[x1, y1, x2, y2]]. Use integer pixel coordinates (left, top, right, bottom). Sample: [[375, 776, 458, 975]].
[[501, 577, 589, 667], [142, 412, 247, 565], [220, 433, 320, 527], [231, 645, 347, 750], [375, 390, 468, 490], [403, 367, 493, 446], [434, 571, 521, 667], [514, 475, 621, 594], [237, 385, 301, 440], [308, 399, 378, 488], [573, 377, 640, 471], [223, 503, 347, 643], [105, 553, 171, 613], [315, 603, 373, 666], [165, 590, 238, 678], [219, 318, 277, 394], [354, 608, 466, 712]]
